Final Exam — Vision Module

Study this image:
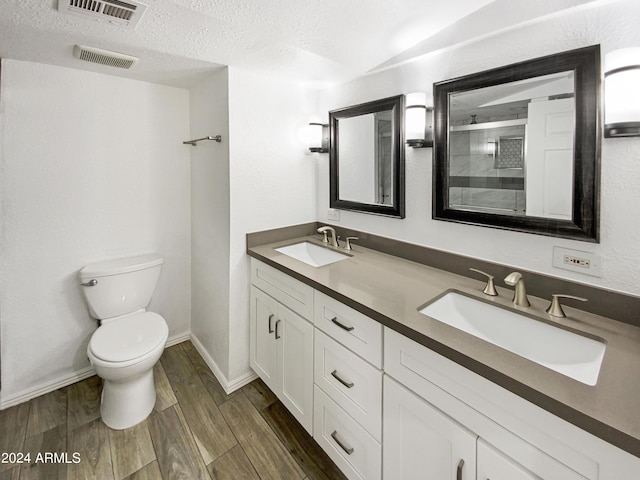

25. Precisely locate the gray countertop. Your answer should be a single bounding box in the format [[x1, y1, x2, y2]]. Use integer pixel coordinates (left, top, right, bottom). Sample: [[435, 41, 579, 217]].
[[247, 235, 640, 458]]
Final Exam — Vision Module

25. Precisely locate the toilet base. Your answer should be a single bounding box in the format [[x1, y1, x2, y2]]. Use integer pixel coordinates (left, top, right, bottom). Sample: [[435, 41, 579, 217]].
[[100, 369, 156, 430]]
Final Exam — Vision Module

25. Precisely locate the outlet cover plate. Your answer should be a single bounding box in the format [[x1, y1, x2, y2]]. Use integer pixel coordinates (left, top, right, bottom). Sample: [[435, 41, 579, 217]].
[[328, 209, 341, 221], [552, 246, 602, 277]]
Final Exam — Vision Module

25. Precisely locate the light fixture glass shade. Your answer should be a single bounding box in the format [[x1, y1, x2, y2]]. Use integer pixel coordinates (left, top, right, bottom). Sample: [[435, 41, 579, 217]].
[[405, 92, 432, 147], [604, 47, 640, 137], [307, 122, 328, 152]]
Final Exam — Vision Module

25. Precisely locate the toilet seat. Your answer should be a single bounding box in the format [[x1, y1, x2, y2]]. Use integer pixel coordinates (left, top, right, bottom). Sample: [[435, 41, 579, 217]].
[[89, 312, 168, 365]]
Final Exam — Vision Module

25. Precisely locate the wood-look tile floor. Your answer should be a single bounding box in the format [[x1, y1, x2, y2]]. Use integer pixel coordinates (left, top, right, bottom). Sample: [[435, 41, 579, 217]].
[[0, 341, 348, 480]]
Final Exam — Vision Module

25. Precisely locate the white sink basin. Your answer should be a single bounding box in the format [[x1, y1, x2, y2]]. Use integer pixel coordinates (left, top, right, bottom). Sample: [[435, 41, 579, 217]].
[[275, 242, 349, 267], [419, 291, 606, 386]]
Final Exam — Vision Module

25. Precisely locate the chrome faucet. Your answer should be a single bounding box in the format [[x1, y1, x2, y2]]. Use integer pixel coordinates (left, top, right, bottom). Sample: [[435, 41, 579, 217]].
[[317, 226, 339, 248], [504, 272, 530, 307]]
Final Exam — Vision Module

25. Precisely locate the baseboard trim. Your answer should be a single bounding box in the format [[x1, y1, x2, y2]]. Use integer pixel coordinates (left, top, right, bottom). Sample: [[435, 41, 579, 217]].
[[189, 333, 257, 394], [0, 331, 193, 410], [0, 366, 96, 410], [166, 331, 191, 347]]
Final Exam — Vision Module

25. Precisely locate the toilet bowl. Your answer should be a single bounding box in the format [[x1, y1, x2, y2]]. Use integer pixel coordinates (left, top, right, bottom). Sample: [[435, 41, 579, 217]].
[[88, 311, 168, 429], [80, 255, 168, 430]]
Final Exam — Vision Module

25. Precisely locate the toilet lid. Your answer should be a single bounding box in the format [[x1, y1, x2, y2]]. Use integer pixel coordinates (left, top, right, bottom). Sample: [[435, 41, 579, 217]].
[[89, 312, 168, 363]]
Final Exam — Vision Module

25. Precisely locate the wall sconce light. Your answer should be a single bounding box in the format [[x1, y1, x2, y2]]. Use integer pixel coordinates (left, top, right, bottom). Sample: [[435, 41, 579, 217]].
[[307, 122, 329, 153], [405, 92, 433, 148], [604, 47, 640, 138], [486, 139, 497, 157]]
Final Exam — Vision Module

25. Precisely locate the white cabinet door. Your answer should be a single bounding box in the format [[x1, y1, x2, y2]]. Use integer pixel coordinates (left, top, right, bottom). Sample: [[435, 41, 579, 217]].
[[250, 285, 314, 434], [383, 376, 477, 480], [278, 303, 314, 434], [249, 286, 279, 394]]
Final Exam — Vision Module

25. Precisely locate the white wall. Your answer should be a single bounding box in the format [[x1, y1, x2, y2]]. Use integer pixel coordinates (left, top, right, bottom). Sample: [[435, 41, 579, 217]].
[[190, 68, 231, 379], [316, 0, 640, 297], [0, 59, 192, 405], [227, 67, 317, 383]]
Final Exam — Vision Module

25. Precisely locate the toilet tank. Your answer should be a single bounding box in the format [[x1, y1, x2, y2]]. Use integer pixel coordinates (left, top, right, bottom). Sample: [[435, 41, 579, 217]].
[[79, 254, 163, 320]]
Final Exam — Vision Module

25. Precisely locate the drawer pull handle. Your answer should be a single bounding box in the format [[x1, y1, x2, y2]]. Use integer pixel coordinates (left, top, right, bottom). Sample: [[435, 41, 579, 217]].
[[331, 317, 354, 332], [268, 314, 274, 333], [330, 430, 354, 455], [456, 459, 464, 480], [331, 370, 354, 388], [275, 319, 281, 339]]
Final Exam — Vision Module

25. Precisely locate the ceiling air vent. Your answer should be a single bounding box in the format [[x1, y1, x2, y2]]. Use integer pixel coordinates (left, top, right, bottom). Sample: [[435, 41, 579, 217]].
[[73, 45, 139, 69], [58, 0, 148, 29]]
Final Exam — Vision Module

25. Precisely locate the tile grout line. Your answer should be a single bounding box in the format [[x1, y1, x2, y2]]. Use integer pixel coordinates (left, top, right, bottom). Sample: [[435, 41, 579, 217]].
[[176, 342, 240, 473], [17, 402, 33, 479], [217, 391, 268, 480], [106, 424, 118, 480]]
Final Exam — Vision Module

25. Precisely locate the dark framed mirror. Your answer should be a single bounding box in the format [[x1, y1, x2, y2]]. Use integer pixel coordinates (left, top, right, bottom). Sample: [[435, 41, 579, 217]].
[[330, 95, 405, 218], [433, 45, 600, 241]]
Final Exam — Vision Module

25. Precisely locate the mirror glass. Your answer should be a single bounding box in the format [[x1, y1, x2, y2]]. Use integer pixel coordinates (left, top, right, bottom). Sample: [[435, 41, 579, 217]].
[[448, 71, 575, 218], [338, 111, 394, 205], [330, 95, 405, 218], [434, 46, 600, 241]]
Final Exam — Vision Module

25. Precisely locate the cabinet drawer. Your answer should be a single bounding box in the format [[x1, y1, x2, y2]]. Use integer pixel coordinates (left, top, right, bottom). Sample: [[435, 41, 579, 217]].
[[251, 258, 314, 319], [314, 329, 382, 441], [313, 386, 381, 480], [314, 291, 382, 368]]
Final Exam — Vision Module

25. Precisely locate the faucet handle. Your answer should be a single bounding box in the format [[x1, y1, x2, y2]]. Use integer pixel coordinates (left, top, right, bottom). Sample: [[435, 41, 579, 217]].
[[546, 294, 588, 318], [343, 237, 359, 251], [469, 268, 498, 296]]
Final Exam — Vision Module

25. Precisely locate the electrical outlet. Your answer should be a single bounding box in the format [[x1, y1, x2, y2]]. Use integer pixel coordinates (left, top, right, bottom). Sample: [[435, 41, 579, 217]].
[[327, 209, 340, 221], [552, 246, 602, 277]]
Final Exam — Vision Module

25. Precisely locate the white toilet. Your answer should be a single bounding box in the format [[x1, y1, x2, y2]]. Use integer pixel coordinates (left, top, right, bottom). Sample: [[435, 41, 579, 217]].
[[80, 254, 169, 430]]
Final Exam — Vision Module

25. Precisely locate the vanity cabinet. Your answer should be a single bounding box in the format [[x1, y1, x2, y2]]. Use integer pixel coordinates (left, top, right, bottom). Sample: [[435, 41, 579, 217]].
[[249, 261, 314, 434], [249, 257, 640, 480], [385, 328, 589, 480], [249, 259, 383, 479]]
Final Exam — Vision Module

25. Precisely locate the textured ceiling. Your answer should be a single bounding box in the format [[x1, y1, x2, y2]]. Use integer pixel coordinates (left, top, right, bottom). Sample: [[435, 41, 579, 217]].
[[0, 0, 602, 88]]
